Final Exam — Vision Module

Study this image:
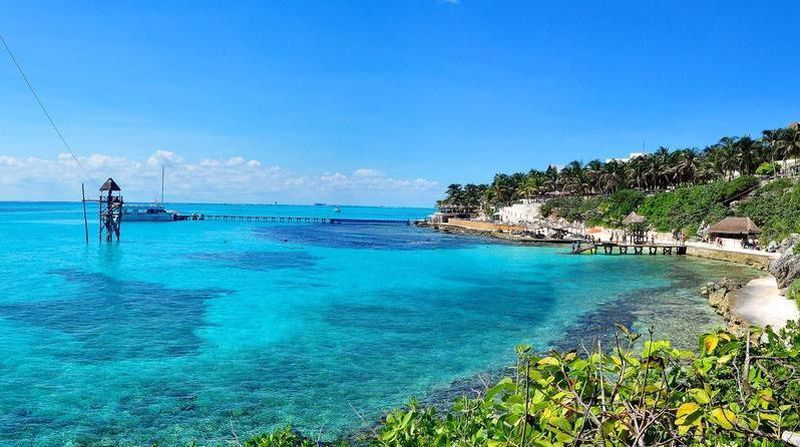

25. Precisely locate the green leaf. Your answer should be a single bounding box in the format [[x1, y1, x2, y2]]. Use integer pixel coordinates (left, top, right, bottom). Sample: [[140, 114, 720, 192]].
[[703, 334, 719, 354], [537, 356, 559, 366], [688, 388, 711, 404], [710, 408, 737, 429]]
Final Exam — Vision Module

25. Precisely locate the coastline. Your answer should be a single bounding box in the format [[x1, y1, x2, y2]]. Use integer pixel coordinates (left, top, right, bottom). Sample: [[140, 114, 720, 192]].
[[730, 276, 799, 330], [416, 220, 576, 245], [349, 254, 757, 441], [419, 220, 778, 270], [420, 219, 798, 331]]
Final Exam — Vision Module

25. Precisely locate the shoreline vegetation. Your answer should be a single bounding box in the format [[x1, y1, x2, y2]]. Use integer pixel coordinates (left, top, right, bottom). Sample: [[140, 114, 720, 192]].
[[240, 123, 800, 446]]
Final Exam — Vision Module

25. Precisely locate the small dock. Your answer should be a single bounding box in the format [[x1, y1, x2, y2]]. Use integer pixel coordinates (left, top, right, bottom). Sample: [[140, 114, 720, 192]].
[[176, 214, 413, 225], [572, 242, 687, 255]]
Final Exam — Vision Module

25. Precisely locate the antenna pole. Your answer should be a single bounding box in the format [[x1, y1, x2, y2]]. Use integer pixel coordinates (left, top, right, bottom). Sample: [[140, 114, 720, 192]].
[[81, 183, 89, 244]]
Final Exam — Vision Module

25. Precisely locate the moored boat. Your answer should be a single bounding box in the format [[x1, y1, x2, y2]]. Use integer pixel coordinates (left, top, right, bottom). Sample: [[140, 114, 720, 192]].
[[122, 204, 176, 222]]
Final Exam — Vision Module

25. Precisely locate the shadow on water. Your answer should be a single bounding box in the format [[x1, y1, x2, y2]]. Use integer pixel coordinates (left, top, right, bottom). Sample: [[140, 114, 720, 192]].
[[254, 224, 478, 250], [186, 250, 320, 271], [0, 269, 231, 361]]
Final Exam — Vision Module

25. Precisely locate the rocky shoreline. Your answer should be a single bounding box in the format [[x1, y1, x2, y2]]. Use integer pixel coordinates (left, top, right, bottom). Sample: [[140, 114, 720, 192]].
[[337, 230, 800, 446], [700, 234, 800, 334], [416, 220, 576, 245]]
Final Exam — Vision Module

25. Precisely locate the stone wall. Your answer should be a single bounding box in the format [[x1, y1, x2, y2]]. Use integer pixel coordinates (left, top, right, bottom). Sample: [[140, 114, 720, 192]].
[[686, 246, 772, 270]]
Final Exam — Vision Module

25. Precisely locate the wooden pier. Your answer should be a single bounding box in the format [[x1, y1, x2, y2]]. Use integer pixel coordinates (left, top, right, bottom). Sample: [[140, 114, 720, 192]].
[[178, 214, 413, 225], [572, 242, 687, 256]]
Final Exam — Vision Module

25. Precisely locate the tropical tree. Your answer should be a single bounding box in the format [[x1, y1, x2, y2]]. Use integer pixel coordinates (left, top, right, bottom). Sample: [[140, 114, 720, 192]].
[[778, 126, 800, 176]]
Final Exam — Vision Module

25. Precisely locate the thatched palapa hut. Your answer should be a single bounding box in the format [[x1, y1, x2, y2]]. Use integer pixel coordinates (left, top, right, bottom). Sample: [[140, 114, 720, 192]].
[[622, 212, 648, 244], [707, 217, 760, 248], [622, 211, 646, 226]]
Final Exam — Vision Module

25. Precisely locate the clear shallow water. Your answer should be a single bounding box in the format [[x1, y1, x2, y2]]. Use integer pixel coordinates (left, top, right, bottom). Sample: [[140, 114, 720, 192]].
[[0, 202, 759, 446]]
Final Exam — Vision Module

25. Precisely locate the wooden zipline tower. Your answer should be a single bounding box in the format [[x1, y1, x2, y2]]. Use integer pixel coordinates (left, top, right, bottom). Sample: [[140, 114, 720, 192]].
[[99, 178, 123, 241]]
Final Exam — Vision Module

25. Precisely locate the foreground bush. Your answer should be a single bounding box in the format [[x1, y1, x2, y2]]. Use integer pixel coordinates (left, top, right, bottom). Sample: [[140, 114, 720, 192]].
[[245, 324, 800, 446]]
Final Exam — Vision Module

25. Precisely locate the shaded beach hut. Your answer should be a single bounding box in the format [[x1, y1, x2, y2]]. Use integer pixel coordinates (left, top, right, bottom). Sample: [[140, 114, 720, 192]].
[[622, 211, 648, 244], [707, 217, 760, 248]]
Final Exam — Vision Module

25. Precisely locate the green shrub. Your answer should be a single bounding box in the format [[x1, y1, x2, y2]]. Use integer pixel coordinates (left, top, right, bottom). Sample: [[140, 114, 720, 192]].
[[593, 189, 645, 227], [243, 427, 326, 447], [246, 325, 800, 447], [756, 162, 780, 176], [737, 179, 800, 242], [375, 326, 800, 446], [787, 280, 800, 304], [540, 196, 601, 223], [638, 176, 759, 234], [540, 190, 643, 227]]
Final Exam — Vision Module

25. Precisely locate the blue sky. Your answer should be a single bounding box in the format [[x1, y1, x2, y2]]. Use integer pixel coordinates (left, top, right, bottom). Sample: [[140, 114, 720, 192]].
[[1, 1, 798, 205]]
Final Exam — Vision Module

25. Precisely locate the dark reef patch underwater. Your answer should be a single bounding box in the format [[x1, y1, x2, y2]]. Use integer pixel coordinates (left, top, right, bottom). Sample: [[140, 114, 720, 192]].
[[253, 223, 478, 250], [186, 250, 320, 271], [0, 269, 231, 362]]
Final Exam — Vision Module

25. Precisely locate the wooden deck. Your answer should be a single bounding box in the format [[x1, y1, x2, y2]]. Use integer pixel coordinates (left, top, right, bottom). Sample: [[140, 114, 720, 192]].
[[572, 242, 687, 255]]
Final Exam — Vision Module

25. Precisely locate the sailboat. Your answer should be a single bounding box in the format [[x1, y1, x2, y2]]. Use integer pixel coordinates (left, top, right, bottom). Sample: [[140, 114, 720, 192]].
[[122, 166, 178, 222]]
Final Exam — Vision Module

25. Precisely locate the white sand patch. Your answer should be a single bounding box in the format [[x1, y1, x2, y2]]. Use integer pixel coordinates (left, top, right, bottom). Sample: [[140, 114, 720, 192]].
[[731, 276, 799, 330]]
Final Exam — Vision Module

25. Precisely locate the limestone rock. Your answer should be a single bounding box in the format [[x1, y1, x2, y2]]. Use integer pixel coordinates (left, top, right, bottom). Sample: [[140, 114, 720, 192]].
[[700, 278, 742, 311], [769, 234, 800, 289]]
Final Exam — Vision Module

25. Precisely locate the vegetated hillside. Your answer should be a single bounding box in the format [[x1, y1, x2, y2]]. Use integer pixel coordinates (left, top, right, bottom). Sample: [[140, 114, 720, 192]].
[[637, 176, 759, 237], [541, 190, 646, 228], [539, 176, 800, 242], [736, 179, 800, 242]]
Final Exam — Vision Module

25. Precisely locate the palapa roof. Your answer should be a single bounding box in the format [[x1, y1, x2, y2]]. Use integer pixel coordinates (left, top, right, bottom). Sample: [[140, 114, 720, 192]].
[[99, 178, 121, 191], [707, 217, 760, 236], [622, 211, 647, 226]]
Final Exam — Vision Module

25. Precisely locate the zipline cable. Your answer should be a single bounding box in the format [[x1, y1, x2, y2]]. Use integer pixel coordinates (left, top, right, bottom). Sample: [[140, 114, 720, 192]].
[[0, 31, 98, 187]]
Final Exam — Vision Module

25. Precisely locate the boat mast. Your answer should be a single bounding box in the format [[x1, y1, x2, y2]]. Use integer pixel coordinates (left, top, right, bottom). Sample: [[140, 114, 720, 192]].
[[161, 165, 165, 204]]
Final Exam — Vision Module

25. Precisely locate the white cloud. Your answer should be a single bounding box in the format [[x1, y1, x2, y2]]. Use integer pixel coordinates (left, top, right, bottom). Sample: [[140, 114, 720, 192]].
[[0, 150, 440, 206], [146, 149, 183, 168], [353, 168, 382, 177]]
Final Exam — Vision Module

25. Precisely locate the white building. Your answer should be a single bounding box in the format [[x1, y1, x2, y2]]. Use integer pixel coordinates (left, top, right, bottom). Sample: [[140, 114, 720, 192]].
[[496, 199, 543, 225]]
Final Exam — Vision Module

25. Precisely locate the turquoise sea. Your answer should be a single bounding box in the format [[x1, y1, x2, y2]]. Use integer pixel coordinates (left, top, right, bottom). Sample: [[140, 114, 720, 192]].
[[0, 202, 759, 446]]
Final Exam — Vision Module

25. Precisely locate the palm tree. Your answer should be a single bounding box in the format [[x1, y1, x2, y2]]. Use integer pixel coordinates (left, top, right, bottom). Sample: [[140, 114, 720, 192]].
[[715, 137, 739, 180], [761, 129, 782, 175], [440, 184, 463, 211], [542, 165, 559, 192], [584, 159, 604, 194], [778, 126, 800, 176], [627, 157, 648, 190], [598, 160, 626, 193], [734, 136, 758, 176], [517, 175, 542, 201], [462, 184, 483, 211], [672, 148, 700, 186], [560, 161, 588, 195], [489, 174, 514, 208]]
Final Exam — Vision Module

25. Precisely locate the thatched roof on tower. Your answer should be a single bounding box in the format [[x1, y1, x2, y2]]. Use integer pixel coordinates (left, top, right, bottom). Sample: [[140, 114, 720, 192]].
[[622, 211, 647, 226], [707, 217, 760, 236], [99, 178, 121, 191]]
